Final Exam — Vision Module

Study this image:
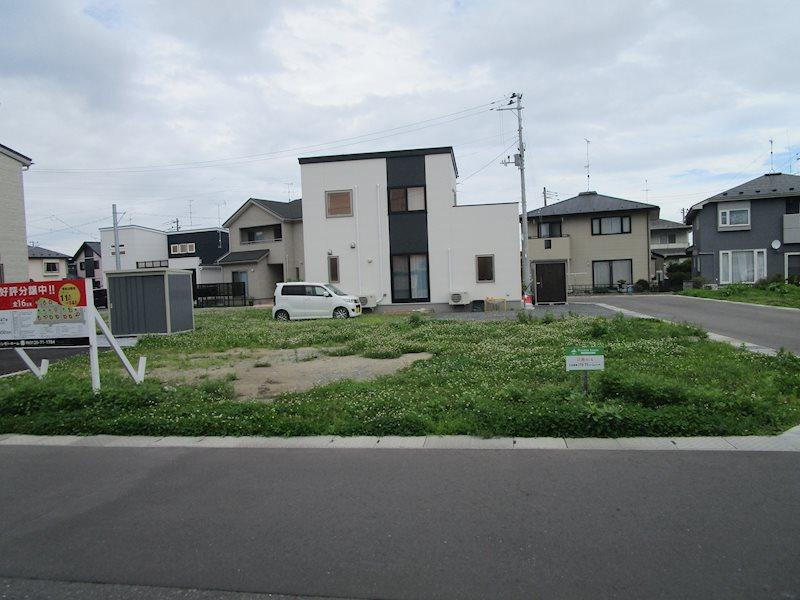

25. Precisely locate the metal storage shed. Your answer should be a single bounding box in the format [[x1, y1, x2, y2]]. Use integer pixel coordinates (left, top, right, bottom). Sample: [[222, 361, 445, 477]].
[[106, 269, 194, 336]]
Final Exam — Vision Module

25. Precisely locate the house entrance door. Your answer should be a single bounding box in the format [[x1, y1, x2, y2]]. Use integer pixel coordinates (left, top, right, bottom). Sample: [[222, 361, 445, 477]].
[[534, 262, 567, 304]]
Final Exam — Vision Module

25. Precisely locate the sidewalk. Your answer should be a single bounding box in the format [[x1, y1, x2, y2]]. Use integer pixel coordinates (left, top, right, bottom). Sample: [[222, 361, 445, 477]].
[[2, 427, 800, 451]]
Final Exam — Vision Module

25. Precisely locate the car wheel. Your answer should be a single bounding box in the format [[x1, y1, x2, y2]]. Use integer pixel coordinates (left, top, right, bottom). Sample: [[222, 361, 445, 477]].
[[274, 310, 290, 321], [332, 307, 349, 319]]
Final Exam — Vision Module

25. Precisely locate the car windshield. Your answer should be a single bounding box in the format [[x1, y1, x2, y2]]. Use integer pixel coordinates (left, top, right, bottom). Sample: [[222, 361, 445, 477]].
[[325, 284, 346, 296]]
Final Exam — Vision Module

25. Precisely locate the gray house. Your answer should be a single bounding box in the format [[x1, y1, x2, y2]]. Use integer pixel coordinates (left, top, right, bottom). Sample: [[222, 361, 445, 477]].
[[685, 172, 800, 284]]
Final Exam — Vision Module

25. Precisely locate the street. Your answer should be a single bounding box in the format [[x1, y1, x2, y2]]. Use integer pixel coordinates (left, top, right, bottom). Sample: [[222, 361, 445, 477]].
[[580, 294, 800, 354], [1, 445, 798, 599]]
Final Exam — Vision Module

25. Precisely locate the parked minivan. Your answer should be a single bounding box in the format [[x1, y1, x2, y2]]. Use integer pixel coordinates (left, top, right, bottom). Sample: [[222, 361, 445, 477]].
[[272, 282, 362, 321]]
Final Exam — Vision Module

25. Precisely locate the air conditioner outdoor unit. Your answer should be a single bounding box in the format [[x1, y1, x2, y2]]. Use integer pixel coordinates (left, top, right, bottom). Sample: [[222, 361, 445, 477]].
[[449, 291, 471, 306], [358, 294, 378, 308]]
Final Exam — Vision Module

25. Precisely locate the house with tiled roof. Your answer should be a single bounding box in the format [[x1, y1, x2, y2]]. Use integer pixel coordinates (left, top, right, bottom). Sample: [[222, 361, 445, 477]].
[[649, 218, 692, 281], [526, 191, 659, 301], [27, 245, 70, 281], [685, 172, 800, 284], [218, 198, 304, 301]]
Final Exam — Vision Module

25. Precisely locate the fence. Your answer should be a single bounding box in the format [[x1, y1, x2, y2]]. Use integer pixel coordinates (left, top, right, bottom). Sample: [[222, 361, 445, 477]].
[[195, 282, 247, 307]]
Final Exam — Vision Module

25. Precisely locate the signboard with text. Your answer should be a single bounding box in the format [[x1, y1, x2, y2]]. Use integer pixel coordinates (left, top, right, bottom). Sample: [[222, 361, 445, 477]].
[[565, 346, 605, 371], [0, 279, 92, 348]]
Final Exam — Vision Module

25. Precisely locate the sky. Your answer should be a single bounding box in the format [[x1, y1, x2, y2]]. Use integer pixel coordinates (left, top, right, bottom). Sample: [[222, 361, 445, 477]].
[[2, 0, 798, 255]]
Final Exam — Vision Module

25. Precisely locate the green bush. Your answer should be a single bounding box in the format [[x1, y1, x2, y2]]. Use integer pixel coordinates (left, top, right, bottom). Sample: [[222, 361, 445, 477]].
[[634, 279, 650, 293]]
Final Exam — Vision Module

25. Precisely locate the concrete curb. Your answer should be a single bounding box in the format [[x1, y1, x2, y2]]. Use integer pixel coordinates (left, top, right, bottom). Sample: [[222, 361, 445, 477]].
[[575, 301, 779, 355], [668, 293, 800, 313], [1, 433, 799, 451]]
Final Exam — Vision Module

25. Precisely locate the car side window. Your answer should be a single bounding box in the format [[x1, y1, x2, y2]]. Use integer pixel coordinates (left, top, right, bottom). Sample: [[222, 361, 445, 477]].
[[308, 286, 328, 296], [281, 285, 303, 296]]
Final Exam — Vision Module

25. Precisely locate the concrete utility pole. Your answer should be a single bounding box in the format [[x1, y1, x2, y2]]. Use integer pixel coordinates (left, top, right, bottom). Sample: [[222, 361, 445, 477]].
[[112, 204, 121, 270], [500, 93, 531, 295]]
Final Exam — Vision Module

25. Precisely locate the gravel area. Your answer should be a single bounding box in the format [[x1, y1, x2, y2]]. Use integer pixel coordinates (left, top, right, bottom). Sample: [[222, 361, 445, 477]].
[[433, 303, 617, 321]]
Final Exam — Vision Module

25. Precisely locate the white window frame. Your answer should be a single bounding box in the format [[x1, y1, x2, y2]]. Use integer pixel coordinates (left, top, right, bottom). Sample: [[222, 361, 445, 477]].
[[719, 248, 766, 284], [44, 261, 60, 273], [170, 244, 179, 254], [718, 205, 751, 229], [187, 242, 196, 253], [786, 252, 800, 281]]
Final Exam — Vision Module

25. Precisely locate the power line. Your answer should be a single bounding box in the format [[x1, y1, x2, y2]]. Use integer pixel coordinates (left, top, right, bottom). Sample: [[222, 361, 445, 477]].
[[458, 141, 517, 183], [35, 98, 507, 174]]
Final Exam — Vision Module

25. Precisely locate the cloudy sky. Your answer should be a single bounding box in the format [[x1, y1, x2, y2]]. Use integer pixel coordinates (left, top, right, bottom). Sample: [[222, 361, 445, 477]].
[[2, 0, 798, 254]]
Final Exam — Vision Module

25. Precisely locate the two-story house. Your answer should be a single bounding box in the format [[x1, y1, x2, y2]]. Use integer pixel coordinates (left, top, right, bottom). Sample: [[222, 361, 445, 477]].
[[27, 245, 70, 281], [99, 224, 229, 287], [298, 147, 521, 311], [649, 218, 692, 282], [0, 143, 32, 283], [72, 241, 103, 289], [686, 172, 800, 284], [526, 191, 658, 302], [218, 198, 303, 302]]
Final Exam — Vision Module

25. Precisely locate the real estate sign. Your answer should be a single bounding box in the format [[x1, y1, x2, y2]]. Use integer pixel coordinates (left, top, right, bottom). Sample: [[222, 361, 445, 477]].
[[565, 346, 605, 371], [0, 279, 92, 348]]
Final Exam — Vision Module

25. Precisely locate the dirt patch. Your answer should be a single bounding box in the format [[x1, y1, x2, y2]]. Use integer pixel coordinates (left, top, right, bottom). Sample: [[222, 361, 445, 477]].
[[151, 347, 432, 401]]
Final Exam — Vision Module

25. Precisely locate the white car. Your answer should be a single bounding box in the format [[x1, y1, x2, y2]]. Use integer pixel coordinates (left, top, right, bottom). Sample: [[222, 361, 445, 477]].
[[272, 282, 362, 321]]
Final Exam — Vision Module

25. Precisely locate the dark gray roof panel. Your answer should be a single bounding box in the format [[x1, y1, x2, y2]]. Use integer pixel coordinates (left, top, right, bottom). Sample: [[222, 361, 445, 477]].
[[298, 147, 458, 177], [707, 172, 800, 202], [650, 218, 690, 230], [216, 249, 269, 265], [0, 142, 32, 166], [527, 191, 657, 218], [251, 198, 303, 221], [28, 245, 70, 259]]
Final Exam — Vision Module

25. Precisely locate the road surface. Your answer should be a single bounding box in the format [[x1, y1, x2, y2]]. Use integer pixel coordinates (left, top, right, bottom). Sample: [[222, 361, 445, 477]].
[[1, 445, 798, 599], [580, 294, 800, 353]]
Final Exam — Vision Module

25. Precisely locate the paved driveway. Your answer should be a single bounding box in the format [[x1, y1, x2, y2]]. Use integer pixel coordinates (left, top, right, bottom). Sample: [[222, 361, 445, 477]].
[[578, 294, 800, 354], [0, 348, 89, 377], [0, 445, 798, 600]]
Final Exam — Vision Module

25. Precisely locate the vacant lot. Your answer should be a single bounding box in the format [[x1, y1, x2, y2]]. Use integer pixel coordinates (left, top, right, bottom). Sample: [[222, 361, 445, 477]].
[[679, 283, 800, 309], [1, 309, 799, 438]]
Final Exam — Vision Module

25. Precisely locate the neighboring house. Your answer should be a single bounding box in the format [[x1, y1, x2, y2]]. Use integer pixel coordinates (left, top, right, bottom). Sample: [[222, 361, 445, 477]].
[[218, 198, 303, 302], [526, 191, 659, 302], [73, 241, 103, 289], [299, 146, 520, 311], [99, 224, 229, 287], [650, 218, 692, 282], [686, 172, 800, 284], [0, 143, 33, 283], [27, 245, 70, 281]]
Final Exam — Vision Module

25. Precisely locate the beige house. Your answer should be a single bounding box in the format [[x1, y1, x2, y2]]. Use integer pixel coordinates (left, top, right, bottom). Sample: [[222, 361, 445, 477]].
[[28, 245, 70, 281], [218, 198, 304, 302], [526, 191, 658, 302], [0, 143, 33, 283]]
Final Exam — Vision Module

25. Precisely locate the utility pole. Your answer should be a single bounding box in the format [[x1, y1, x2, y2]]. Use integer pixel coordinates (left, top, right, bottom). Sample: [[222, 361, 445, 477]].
[[499, 92, 531, 295], [543, 187, 548, 207], [171, 218, 180, 232], [188, 199, 194, 228], [112, 204, 121, 270]]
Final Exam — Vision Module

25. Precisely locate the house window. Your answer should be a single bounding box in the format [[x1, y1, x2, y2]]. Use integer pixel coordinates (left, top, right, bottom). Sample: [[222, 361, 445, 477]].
[[389, 187, 426, 213], [591, 215, 631, 235], [592, 259, 633, 289], [242, 224, 281, 243], [538, 221, 561, 238], [719, 249, 766, 284], [544, 239, 552, 249], [137, 260, 168, 268], [718, 207, 750, 228], [391, 254, 429, 302], [0, 263, 4, 283], [326, 190, 353, 217], [170, 244, 179, 253], [187, 243, 196, 253], [476, 255, 494, 282], [328, 256, 340, 283], [787, 198, 800, 214], [44, 262, 60, 273]]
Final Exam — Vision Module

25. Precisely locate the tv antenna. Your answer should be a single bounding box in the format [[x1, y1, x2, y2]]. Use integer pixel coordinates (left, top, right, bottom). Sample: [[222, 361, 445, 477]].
[[584, 139, 591, 191], [769, 138, 774, 172], [643, 178, 650, 202]]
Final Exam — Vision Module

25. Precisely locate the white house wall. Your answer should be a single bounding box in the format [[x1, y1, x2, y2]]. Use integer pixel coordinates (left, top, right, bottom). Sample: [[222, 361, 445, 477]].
[[0, 152, 29, 282]]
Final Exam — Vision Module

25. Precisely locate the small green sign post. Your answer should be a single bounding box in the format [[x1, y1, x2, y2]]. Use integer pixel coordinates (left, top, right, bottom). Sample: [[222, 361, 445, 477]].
[[565, 346, 605, 394]]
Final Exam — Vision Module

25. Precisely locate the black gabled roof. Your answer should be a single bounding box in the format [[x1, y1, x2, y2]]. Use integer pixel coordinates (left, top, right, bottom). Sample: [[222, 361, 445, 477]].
[[685, 172, 800, 222], [216, 249, 269, 265], [298, 146, 458, 177], [526, 191, 657, 218], [73, 241, 101, 260], [28, 245, 70, 259], [650, 218, 690, 231], [0, 142, 32, 166], [251, 198, 303, 221]]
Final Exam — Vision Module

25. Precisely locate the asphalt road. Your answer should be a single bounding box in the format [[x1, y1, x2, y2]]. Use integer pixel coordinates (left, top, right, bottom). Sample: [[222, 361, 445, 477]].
[[581, 294, 800, 353], [1, 446, 798, 600], [0, 347, 90, 376]]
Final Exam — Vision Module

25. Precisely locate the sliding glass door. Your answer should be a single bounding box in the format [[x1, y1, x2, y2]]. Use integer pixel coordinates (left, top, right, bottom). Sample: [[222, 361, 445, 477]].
[[391, 254, 429, 302]]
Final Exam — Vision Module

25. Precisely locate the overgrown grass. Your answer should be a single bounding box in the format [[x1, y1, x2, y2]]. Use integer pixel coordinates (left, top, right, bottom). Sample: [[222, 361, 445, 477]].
[[678, 282, 800, 309], [1, 309, 799, 437]]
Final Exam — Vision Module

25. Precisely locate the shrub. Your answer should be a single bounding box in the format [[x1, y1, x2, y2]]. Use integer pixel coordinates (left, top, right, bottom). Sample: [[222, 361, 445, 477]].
[[634, 279, 650, 293], [408, 312, 426, 328], [516, 311, 536, 324], [691, 276, 707, 289]]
